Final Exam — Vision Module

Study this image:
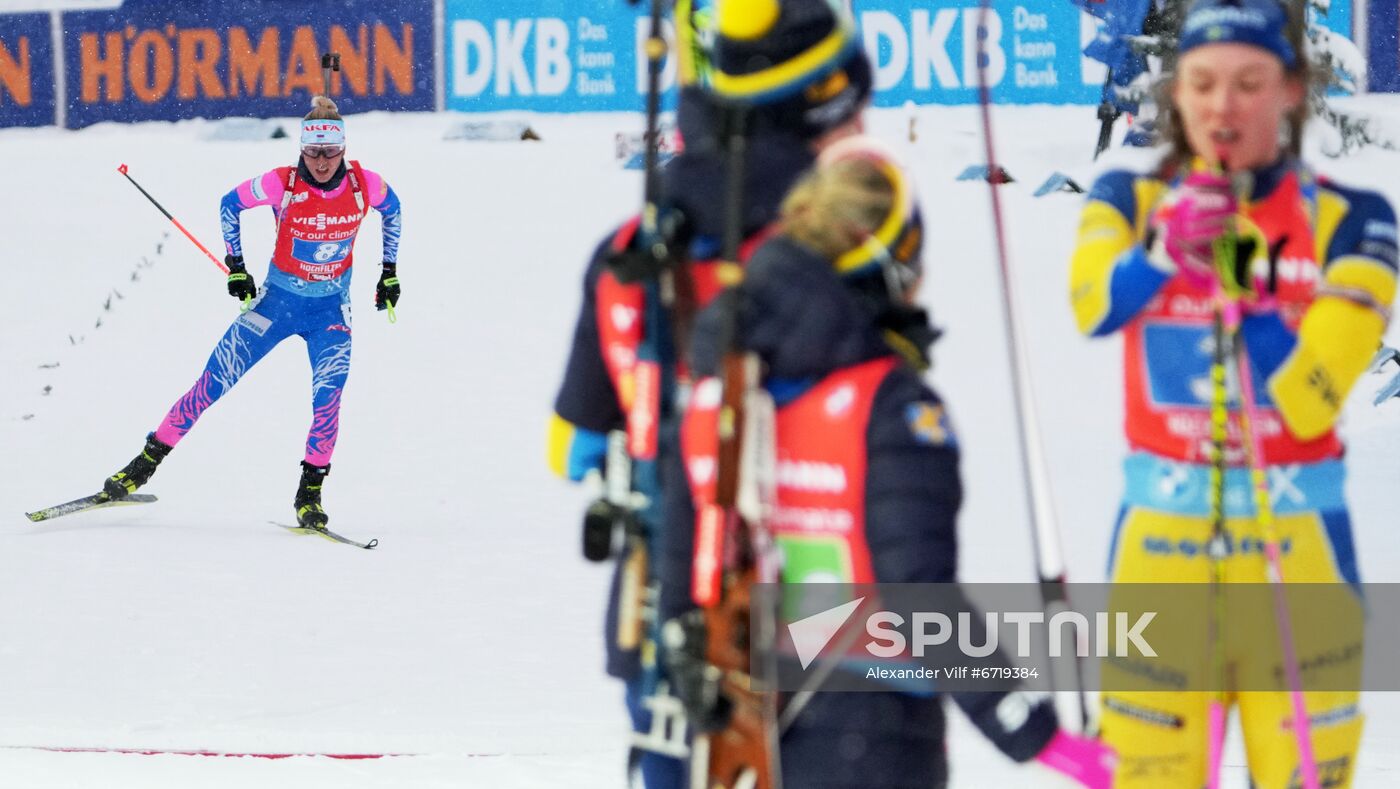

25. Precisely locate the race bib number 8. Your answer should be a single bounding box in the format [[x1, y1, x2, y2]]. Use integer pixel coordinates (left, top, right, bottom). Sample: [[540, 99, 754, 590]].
[[291, 237, 353, 266]]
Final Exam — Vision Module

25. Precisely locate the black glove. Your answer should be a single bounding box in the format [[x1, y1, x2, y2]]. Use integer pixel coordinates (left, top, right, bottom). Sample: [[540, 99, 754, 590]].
[[225, 255, 257, 301], [661, 610, 732, 733], [605, 206, 691, 284], [375, 263, 400, 311]]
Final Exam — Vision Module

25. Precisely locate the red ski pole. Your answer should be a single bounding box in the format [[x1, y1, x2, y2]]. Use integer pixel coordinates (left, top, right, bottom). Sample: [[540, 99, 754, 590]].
[[117, 163, 230, 275]]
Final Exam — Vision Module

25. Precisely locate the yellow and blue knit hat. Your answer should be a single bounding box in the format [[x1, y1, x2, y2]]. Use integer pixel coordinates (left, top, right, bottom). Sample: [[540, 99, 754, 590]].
[[818, 135, 923, 284], [710, 0, 872, 139]]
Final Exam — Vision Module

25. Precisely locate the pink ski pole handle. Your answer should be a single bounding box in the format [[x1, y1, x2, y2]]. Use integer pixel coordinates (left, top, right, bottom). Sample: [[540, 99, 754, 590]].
[[1036, 730, 1116, 788], [1207, 701, 1226, 789]]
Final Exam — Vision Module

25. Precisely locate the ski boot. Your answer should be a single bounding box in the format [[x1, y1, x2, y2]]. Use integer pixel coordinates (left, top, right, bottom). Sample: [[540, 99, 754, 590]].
[[294, 461, 331, 529], [102, 433, 173, 501]]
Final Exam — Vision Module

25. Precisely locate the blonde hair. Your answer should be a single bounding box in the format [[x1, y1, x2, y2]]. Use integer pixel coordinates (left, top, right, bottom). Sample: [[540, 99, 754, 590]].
[[781, 157, 895, 261], [305, 95, 342, 122]]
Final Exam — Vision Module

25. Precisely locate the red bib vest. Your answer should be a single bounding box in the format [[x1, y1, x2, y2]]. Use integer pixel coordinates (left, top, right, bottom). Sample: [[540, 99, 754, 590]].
[[1125, 168, 1339, 464], [595, 217, 772, 460], [683, 356, 900, 603], [271, 160, 369, 283]]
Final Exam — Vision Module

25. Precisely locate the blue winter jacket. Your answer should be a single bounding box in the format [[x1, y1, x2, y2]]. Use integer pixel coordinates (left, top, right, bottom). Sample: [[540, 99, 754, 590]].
[[671, 237, 1059, 786], [550, 124, 817, 680]]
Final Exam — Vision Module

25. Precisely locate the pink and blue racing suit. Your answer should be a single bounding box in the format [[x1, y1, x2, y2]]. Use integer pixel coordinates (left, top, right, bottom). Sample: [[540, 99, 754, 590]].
[[151, 161, 401, 466]]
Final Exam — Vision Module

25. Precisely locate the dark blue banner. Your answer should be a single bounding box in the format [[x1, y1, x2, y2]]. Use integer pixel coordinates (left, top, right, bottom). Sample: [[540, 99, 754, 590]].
[[61, 0, 434, 129], [0, 13, 56, 128], [1371, 0, 1399, 92]]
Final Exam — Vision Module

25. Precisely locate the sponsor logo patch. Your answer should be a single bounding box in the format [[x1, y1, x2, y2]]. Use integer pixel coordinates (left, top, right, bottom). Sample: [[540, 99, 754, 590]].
[[776, 460, 847, 494], [688, 456, 716, 487], [611, 304, 639, 332], [1365, 219, 1397, 242], [1140, 533, 1293, 557], [236, 311, 272, 337], [292, 213, 362, 230], [906, 402, 950, 446], [1103, 696, 1185, 729], [824, 385, 856, 418]]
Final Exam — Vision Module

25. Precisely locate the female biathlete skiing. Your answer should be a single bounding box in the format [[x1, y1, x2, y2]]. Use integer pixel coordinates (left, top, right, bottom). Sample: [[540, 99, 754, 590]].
[[98, 96, 403, 532], [1070, 0, 1395, 785]]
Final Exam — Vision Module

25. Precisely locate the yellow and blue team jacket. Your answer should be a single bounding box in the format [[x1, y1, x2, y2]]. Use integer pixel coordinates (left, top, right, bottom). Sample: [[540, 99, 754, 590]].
[[1070, 158, 1397, 466]]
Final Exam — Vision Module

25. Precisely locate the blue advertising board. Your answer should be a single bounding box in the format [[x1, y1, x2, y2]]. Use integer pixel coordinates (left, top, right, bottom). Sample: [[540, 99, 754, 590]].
[[59, 0, 434, 128], [438, 0, 1159, 110], [0, 13, 56, 128], [856, 0, 1354, 107], [1370, 0, 1398, 92], [443, 0, 1362, 111], [445, 0, 660, 113], [443, 0, 1109, 110], [1323, 0, 1353, 40], [856, 0, 1104, 106], [0, 0, 1375, 128]]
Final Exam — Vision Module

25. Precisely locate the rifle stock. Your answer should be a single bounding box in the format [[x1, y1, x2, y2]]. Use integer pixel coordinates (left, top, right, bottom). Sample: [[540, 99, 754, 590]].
[[691, 103, 782, 789]]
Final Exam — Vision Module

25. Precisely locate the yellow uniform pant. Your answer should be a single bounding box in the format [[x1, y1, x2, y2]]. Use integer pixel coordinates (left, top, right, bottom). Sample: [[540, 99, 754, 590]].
[[1101, 499, 1364, 788]]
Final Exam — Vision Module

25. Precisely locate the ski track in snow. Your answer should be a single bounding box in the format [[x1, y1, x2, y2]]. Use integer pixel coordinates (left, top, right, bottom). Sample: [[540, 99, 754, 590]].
[[2, 99, 1400, 787]]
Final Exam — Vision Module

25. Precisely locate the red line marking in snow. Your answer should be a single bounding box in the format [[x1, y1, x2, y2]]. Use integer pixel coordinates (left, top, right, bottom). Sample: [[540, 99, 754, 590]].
[[4, 746, 415, 760]]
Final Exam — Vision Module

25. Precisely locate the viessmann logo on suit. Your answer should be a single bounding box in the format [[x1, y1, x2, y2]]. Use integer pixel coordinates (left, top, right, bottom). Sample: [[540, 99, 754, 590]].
[[291, 212, 362, 231]]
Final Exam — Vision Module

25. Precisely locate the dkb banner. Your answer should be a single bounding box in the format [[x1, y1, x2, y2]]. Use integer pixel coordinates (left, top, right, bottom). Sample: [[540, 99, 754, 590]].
[[0, 0, 1367, 127], [441, 0, 1111, 110], [444, 0, 664, 114]]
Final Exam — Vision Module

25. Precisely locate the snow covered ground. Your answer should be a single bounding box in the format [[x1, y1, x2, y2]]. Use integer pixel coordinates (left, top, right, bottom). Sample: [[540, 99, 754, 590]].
[[2, 98, 1399, 787]]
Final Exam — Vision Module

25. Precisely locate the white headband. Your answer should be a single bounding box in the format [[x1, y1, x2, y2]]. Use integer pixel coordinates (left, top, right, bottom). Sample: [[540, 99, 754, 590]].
[[300, 119, 346, 147]]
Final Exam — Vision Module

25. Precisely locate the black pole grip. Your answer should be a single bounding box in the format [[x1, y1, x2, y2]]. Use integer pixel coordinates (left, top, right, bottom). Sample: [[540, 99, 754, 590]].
[[117, 163, 174, 221], [320, 52, 341, 94]]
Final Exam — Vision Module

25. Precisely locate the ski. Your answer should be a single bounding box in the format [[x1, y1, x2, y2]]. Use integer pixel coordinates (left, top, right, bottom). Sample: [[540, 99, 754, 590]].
[[1368, 344, 1400, 374], [25, 493, 158, 523], [270, 521, 378, 550], [1374, 369, 1400, 406], [1368, 345, 1400, 405], [1032, 172, 1085, 198]]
